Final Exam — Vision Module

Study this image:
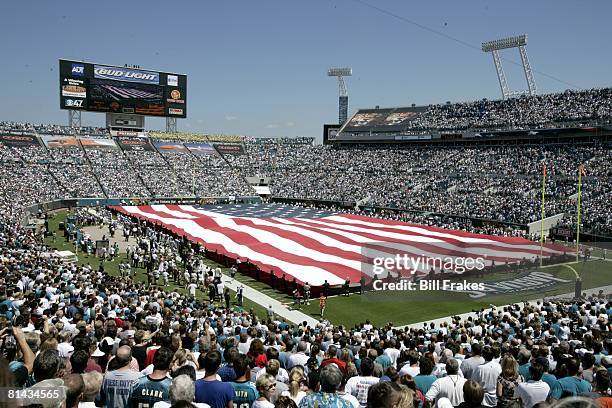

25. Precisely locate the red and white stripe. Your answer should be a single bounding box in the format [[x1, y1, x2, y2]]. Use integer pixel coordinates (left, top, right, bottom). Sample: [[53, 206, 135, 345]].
[[112, 205, 565, 286]]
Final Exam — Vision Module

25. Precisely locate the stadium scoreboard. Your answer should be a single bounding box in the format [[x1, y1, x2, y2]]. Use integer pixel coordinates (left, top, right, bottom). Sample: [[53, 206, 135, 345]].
[[59, 59, 187, 118]]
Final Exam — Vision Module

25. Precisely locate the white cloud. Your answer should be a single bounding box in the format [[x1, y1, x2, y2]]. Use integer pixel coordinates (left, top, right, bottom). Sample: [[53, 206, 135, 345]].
[[224, 115, 237, 121], [264, 124, 280, 129], [286, 121, 295, 127]]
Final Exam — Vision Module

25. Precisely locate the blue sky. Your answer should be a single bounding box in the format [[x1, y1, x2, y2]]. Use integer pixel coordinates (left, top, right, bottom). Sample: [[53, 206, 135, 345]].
[[0, 1, 610, 140]]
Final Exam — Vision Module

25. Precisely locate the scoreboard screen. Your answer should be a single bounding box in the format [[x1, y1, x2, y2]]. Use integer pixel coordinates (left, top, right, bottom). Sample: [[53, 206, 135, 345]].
[[59, 59, 187, 118]]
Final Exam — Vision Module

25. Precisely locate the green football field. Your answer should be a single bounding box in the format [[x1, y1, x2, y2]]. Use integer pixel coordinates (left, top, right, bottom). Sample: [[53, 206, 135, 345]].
[[44, 210, 612, 327], [233, 259, 611, 327]]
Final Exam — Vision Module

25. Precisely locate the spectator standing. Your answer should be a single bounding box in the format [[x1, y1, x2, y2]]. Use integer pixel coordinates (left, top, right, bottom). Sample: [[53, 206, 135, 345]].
[[153, 374, 212, 408], [79, 372, 103, 408], [298, 365, 352, 408], [64, 373, 85, 408], [230, 354, 258, 408], [549, 357, 592, 400], [426, 359, 467, 406], [288, 342, 309, 371], [253, 373, 276, 408], [496, 355, 522, 408], [365, 381, 413, 408], [281, 367, 308, 406], [456, 380, 487, 408], [414, 356, 437, 395], [344, 357, 379, 407], [130, 347, 173, 408], [194, 350, 235, 408], [99, 346, 140, 408], [473, 346, 502, 407], [514, 361, 550, 408], [461, 343, 484, 380]]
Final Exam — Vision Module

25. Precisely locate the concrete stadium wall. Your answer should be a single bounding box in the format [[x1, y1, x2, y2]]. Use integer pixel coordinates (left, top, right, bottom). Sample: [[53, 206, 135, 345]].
[[527, 213, 565, 237]]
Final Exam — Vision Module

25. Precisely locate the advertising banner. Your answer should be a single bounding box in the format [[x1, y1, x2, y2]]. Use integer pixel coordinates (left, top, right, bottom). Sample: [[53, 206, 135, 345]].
[[185, 142, 216, 156], [153, 141, 190, 153], [167, 108, 184, 116], [112, 130, 147, 137], [79, 138, 118, 149], [61, 78, 87, 98], [0, 134, 41, 147], [115, 136, 155, 151], [167, 75, 178, 86], [394, 135, 432, 141], [41, 135, 80, 148], [213, 143, 245, 155], [93, 65, 159, 85], [166, 88, 185, 104]]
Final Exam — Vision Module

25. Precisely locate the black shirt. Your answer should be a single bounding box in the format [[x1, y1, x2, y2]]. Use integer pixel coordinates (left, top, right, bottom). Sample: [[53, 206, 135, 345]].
[[132, 344, 148, 370]]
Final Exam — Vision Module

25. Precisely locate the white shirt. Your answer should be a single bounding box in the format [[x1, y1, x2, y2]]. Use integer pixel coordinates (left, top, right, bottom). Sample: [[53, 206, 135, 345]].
[[515, 380, 550, 408], [256, 367, 289, 384], [237, 342, 250, 355], [287, 352, 309, 370], [384, 348, 401, 368], [460, 356, 484, 380], [426, 375, 467, 406], [559, 325, 571, 340], [474, 361, 502, 407], [281, 390, 307, 406], [345, 375, 379, 407], [252, 399, 275, 408], [399, 365, 420, 377], [153, 402, 210, 408]]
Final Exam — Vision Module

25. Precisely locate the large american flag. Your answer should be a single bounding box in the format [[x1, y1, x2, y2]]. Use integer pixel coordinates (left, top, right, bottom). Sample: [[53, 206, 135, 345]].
[[112, 204, 564, 286]]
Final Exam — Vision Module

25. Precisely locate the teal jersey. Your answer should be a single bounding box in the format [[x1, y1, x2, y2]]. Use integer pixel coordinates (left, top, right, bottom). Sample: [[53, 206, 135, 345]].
[[231, 381, 259, 408], [130, 375, 171, 408]]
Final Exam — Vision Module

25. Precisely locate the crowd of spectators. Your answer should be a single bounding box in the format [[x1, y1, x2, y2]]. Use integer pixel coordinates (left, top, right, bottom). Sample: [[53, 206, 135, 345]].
[[381, 88, 612, 132], [85, 149, 150, 198], [0, 198, 609, 408], [0, 119, 610, 236], [0, 88, 608, 407], [0, 121, 109, 137], [149, 131, 244, 143], [237, 143, 611, 235]]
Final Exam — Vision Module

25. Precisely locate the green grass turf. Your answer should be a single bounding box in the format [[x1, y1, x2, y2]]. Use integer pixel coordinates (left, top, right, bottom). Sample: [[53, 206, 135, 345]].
[[43, 210, 272, 322], [296, 260, 611, 327], [44, 210, 612, 328]]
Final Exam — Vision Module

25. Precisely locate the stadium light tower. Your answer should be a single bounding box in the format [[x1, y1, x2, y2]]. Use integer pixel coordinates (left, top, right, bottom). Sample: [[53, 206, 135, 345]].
[[481, 34, 537, 100], [327, 67, 352, 124]]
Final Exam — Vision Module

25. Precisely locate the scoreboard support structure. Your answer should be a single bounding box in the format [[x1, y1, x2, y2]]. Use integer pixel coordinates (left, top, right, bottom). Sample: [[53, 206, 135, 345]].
[[68, 110, 81, 128], [166, 117, 177, 133]]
